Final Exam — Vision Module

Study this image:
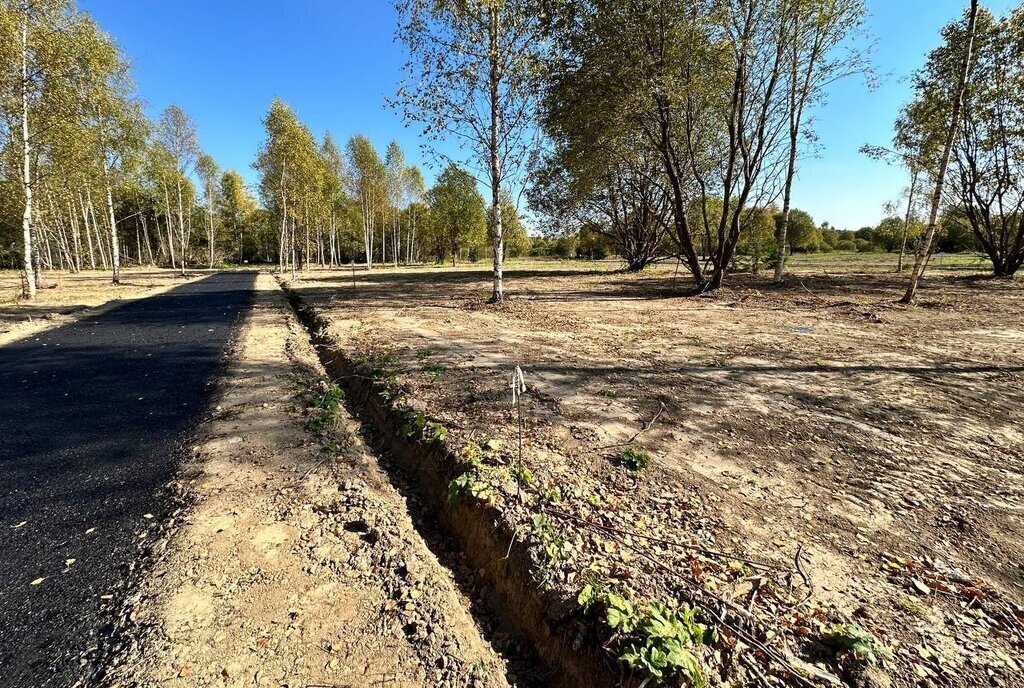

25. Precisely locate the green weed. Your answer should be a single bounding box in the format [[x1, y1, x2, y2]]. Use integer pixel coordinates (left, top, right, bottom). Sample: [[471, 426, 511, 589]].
[[616, 446, 652, 471]]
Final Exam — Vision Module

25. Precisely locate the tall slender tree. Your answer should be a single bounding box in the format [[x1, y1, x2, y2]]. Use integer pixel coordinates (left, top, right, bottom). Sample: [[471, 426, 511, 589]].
[[773, 0, 869, 284], [158, 104, 199, 275], [901, 0, 981, 303], [394, 0, 541, 302]]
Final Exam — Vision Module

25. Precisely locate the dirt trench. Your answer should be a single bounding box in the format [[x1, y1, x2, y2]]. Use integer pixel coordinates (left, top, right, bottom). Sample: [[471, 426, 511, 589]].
[[104, 273, 516, 687], [280, 278, 624, 688]]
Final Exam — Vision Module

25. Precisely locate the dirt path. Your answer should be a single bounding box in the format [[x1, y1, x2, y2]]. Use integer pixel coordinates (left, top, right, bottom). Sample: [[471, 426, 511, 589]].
[[105, 274, 511, 688]]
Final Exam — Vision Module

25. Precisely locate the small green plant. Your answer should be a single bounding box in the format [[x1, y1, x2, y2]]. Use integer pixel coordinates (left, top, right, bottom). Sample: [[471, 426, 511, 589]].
[[623, 604, 707, 686], [579, 588, 707, 687], [823, 623, 892, 665], [900, 598, 927, 618], [543, 485, 562, 503], [424, 421, 448, 443], [596, 388, 618, 398], [400, 410, 427, 439], [460, 440, 484, 467], [447, 472, 494, 505], [605, 593, 641, 633], [513, 466, 535, 486], [306, 382, 345, 432], [531, 513, 563, 564], [616, 446, 652, 471]]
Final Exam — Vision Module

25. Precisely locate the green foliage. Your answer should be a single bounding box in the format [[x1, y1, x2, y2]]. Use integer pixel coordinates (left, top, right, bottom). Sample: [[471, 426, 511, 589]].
[[580, 587, 707, 687], [305, 382, 345, 432], [824, 623, 892, 665], [499, 199, 532, 258], [620, 603, 706, 687], [401, 409, 427, 439], [423, 421, 448, 443], [447, 472, 494, 506], [777, 209, 828, 254], [513, 466, 535, 486], [460, 440, 484, 468], [531, 513, 563, 564], [616, 446, 652, 471], [425, 163, 487, 266], [421, 363, 447, 377]]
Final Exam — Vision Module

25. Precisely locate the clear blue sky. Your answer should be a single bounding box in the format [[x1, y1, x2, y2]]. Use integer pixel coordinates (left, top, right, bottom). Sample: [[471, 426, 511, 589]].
[[80, 0, 1015, 231]]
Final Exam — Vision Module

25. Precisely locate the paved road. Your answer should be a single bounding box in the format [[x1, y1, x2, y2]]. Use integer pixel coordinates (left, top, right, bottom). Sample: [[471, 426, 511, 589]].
[[0, 271, 255, 686]]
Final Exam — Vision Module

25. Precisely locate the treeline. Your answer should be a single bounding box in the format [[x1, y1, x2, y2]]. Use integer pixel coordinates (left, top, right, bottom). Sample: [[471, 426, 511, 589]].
[[0, 1, 274, 297], [252, 101, 531, 275]]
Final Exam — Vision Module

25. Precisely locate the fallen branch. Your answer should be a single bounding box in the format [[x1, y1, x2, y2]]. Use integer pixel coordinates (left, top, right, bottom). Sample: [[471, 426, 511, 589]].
[[598, 400, 666, 450]]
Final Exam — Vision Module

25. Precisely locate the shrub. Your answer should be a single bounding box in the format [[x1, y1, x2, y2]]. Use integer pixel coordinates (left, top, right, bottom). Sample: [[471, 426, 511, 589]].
[[836, 239, 857, 252]]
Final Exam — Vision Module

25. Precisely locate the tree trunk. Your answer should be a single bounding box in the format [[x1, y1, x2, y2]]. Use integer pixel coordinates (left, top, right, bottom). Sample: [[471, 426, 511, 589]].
[[488, 5, 504, 303], [20, 17, 35, 299], [897, 170, 918, 272], [163, 185, 176, 269], [176, 179, 187, 275], [88, 189, 109, 270], [105, 178, 120, 284], [902, 0, 980, 304]]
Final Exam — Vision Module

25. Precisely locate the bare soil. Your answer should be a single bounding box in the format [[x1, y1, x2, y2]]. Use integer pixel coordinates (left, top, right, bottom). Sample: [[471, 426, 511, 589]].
[[0, 268, 197, 345], [104, 274, 511, 688], [287, 259, 1024, 687]]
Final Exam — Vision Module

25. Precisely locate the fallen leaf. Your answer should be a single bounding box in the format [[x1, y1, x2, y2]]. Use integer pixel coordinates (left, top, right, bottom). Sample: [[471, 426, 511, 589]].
[[31, 577, 45, 586], [12, 521, 27, 529], [65, 559, 76, 567], [85, 527, 96, 534]]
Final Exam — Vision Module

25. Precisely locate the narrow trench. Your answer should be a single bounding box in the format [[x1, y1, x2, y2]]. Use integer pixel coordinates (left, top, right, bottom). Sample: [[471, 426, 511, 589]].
[[282, 283, 549, 688]]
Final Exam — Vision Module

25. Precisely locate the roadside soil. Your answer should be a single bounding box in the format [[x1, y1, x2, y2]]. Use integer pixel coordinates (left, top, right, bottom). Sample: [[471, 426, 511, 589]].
[[287, 261, 1024, 688], [104, 273, 512, 688], [0, 268, 197, 345]]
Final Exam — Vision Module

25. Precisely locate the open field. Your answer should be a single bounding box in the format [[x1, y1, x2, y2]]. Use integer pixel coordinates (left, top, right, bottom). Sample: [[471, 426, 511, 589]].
[[285, 256, 1024, 686]]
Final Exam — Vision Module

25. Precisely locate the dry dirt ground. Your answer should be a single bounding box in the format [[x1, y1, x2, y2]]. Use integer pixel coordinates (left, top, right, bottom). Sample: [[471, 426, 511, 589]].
[[287, 259, 1023, 687], [104, 274, 511, 688], [0, 268, 197, 345]]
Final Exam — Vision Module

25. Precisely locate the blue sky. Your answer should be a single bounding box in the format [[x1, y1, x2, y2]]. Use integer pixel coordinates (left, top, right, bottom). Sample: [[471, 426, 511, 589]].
[[80, 0, 1015, 231]]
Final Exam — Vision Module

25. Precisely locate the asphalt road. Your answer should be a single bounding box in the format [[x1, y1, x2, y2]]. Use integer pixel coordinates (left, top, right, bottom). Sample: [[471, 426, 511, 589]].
[[0, 271, 255, 686]]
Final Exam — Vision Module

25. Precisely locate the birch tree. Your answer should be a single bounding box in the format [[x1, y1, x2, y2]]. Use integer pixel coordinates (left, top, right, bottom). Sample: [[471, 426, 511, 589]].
[[158, 104, 199, 275], [1, 0, 88, 297], [394, 0, 542, 302], [196, 152, 219, 268], [218, 169, 255, 264], [773, 0, 869, 284], [900, 0, 981, 303], [345, 134, 385, 269]]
